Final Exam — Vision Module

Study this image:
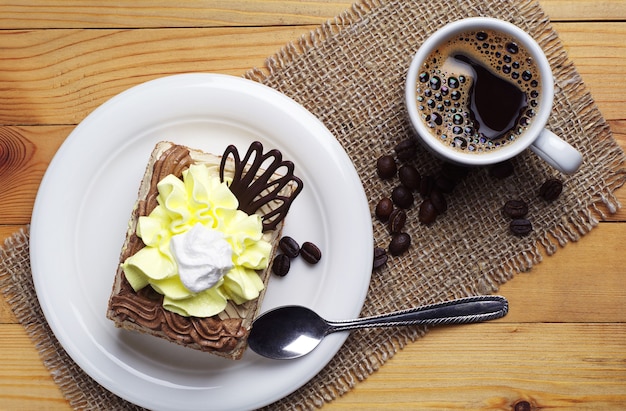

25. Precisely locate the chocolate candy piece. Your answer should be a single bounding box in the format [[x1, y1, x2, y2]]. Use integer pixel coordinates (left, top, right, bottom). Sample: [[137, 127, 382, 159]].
[[373, 247, 388, 270], [392, 185, 414, 209], [376, 155, 397, 179], [502, 199, 528, 219], [301, 242, 322, 264], [279, 236, 300, 258], [272, 254, 291, 276], [389, 233, 411, 256], [510, 218, 533, 236], [539, 178, 563, 202], [375, 197, 394, 221]]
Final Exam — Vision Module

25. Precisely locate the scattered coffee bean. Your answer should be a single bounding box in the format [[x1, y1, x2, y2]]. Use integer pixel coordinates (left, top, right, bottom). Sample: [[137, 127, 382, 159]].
[[429, 189, 447, 214], [300, 241, 322, 264], [394, 139, 417, 161], [435, 175, 456, 193], [539, 178, 563, 202], [418, 199, 438, 225], [398, 165, 421, 190], [510, 218, 533, 236], [271, 254, 291, 276], [441, 162, 469, 181], [278, 236, 300, 258], [388, 208, 407, 233], [502, 199, 528, 219], [376, 155, 397, 179], [419, 175, 435, 198], [392, 185, 414, 209], [375, 197, 394, 221], [489, 160, 515, 179], [373, 247, 388, 270], [389, 232, 411, 256]]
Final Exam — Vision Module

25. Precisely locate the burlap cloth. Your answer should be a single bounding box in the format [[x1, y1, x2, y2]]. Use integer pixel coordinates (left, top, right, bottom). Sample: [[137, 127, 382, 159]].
[[1, 0, 625, 409]]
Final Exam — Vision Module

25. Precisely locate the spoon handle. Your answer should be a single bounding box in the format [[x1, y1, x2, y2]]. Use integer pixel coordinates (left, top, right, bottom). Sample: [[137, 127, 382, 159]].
[[326, 295, 508, 334]]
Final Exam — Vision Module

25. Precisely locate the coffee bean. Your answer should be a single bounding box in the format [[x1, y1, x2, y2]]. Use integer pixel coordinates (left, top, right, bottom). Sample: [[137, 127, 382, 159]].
[[510, 218, 532, 236], [489, 160, 514, 179], [272, 254, 291, 276], [418, 199, 438, 225], [429, 189, 447, 214], [376, 155, 397, 179], [441, 162, 469, 181], [398, 165, 421, 190], [539, 178, 563, 202], [278, 236, 300, 258], [388, 208, 407, 233], [392, 185, 414, 209], [373, 247, 388, 269], [300, 241, 322, 264], [419, 175, 435, 198], [389, 233, 411, 256], [394, 139, 417, 161], [502, 199, 528, 218], [375, 197, 394, 221], [435, 175, 456, 193]]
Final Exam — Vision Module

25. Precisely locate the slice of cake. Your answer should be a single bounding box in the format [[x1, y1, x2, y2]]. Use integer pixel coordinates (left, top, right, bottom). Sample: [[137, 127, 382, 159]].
[[107, 141, 302, 360]]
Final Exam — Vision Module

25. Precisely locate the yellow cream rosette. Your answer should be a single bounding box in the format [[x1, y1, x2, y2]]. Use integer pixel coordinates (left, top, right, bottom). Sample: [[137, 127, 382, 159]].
[[121, 163, 271, 317]]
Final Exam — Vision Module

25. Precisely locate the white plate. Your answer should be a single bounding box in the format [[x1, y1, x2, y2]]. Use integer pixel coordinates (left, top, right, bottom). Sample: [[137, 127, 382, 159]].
[[30, 74, 373, 411]]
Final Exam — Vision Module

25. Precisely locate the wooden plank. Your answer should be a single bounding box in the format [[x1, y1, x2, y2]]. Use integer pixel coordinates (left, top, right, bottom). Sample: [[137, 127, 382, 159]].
[[500, 222, 626, 323], [0, 120, 622, 224], [0, 23, 624, 126], [0, 126, 69, 225], [0, 26, 315, 125], [1, 1, 625, 30], [0, 0, 354, 29], [2, 221, 624, 324], [553, 22, 626, 121], [329, 322, 626, 410], [0, 321, 623, 410], [0, 325, 69, 410]]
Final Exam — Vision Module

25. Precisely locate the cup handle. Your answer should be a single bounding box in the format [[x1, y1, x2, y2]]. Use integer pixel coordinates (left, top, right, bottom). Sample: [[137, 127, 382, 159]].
[[529, 129, 583, 174]]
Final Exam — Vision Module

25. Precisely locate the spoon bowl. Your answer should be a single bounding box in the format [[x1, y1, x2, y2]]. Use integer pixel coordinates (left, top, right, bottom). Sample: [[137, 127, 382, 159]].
[[248, 295, 508, 360]]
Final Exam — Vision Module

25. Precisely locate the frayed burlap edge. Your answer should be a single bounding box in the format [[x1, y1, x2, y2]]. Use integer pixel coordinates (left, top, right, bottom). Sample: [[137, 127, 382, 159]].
[[0, 0, 625, 410], [244, 0, 626, 409]]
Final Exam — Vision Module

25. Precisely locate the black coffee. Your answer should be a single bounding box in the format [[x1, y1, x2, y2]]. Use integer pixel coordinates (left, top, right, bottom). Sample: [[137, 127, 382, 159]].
[[415, 29, 542, 153]]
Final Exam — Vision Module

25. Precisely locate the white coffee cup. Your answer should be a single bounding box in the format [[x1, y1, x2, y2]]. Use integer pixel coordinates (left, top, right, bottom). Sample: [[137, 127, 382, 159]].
[[405, 17, 582, 174]]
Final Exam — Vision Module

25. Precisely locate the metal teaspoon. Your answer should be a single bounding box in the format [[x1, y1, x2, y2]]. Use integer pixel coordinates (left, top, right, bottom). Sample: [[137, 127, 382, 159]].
[[248, 295, 508, 359]]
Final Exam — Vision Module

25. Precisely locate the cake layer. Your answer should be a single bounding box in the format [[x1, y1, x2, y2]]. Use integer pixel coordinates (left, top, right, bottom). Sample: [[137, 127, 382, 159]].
[[107, 141, 300, 359]]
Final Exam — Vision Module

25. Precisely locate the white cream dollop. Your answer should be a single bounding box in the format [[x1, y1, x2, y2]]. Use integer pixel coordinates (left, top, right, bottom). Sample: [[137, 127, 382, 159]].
[[121, 164, 271, 318], [170, 223, 233, 293]]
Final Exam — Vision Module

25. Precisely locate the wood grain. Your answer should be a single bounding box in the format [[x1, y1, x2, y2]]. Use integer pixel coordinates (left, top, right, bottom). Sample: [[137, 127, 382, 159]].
[[0, 1, 625, 410], [1, 0, 625, 29], [1, 22, 625, 125], [331, 323, 626, 410]]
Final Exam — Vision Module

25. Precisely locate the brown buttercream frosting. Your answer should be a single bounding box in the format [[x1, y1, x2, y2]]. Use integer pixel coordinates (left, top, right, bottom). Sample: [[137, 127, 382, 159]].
[[108, 141, 301, 357], [109, 144, 245, 353]]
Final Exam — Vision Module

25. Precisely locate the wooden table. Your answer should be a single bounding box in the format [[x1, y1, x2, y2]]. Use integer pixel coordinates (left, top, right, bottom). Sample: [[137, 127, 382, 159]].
[[1, 1, 624, 409]]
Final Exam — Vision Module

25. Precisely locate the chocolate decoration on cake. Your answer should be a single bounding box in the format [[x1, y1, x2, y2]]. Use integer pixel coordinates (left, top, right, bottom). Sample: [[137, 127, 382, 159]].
[[219, 141, 303, 232], [107, 141, 301, 359]]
